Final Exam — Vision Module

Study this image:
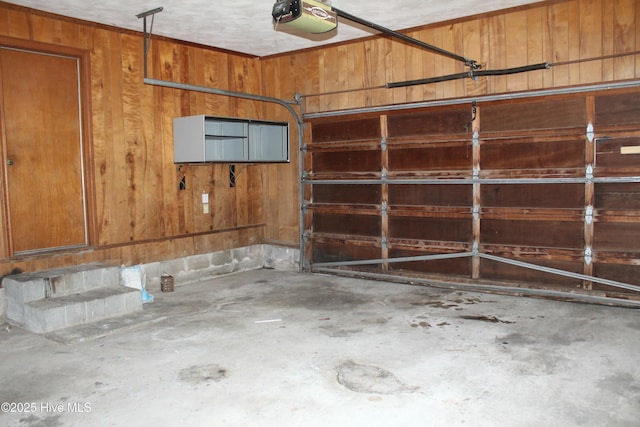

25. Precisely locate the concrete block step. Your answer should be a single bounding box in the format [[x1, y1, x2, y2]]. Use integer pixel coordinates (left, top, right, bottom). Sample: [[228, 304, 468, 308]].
[[4, 262, 120, 304], [23, 286, 142, 334]]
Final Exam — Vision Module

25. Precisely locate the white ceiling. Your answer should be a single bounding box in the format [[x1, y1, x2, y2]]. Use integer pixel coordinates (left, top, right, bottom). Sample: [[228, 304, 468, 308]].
[[4, 0, 543, 57]]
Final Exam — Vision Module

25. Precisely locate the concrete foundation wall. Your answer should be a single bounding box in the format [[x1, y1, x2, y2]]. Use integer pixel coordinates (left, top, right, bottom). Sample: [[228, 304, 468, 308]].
[[0, 245, 299, 323], [142, 244, 299, 292]]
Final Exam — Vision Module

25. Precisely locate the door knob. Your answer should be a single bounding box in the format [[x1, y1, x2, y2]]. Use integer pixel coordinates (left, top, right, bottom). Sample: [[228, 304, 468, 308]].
[[6, 159, 14, 166]]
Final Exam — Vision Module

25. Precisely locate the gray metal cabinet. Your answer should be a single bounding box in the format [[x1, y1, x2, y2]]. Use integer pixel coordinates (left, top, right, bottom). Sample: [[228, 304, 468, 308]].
[[173, 115, 289, 163]]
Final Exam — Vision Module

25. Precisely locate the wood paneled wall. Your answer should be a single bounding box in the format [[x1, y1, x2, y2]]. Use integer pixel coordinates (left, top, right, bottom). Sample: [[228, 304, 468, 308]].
[[261, 0, 640, 114], [0, 2, 299, 275]]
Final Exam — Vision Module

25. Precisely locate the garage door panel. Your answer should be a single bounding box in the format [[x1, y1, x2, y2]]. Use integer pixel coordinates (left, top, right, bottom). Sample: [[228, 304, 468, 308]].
[[388, 144, 472, 171], [481, 138, 585, 170], [387, 107, 470, 137], [312, 150, 381, 173], [312, 241, 381, 265], [482, 184, 584, 208], [592, 263, 640, 292], [595, 183, 640, 210], [314, 213, 381, 237], [388, 248, 472, 276], [594, 222, 640, 252], [313, 184, 381, 204], [481, 219, 584, 249], [480, 257, 584, 287], [481, 98, 586, 132], [389, 184, 472, 206], [389, 217, 472, 242]]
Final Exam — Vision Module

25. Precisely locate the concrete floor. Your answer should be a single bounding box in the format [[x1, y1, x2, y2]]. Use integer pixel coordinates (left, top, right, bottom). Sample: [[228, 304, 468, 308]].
[[1, 269, 639, 427]]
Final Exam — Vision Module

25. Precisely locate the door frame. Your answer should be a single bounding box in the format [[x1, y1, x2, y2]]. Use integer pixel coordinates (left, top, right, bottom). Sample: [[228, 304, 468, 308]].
[[0, 36, 96, 257]]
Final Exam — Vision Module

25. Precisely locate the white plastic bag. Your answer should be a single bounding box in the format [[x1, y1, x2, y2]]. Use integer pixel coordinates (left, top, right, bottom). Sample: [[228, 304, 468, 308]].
[[120, 265, 153, 303]]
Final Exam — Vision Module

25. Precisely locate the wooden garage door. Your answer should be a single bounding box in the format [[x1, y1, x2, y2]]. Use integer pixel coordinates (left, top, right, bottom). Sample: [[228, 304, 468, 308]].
[[304, 90, 640, 303]]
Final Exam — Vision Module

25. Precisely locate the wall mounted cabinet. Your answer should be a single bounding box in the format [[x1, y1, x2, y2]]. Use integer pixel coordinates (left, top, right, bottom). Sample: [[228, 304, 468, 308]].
[[173, 115, 289, 163]]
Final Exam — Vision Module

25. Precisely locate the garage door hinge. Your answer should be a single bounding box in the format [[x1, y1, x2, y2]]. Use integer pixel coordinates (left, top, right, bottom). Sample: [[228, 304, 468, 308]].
[[586, 122, 595, 143], [585, 205, 593, 225], [586, 164, 593, 181], [472, 130, 479, 147], [472, 241, 479, 255], [381, 137, 387, 151], [381, 237, 388, 250], [472, 205, 480, 221], [381, 201, 388, 216], [584, 246, 592, 265], [472, 166, 480, 181]]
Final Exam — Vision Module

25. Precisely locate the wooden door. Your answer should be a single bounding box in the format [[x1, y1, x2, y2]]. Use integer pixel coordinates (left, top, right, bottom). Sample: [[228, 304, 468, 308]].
[[0, 47, 86, 254]]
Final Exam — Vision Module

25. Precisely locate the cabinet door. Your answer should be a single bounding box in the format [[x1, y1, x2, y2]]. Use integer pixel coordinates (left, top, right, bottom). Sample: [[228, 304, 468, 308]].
[[249, 123, 289, 162], [204, 120, 249, 161], [204, 136, 248, 161], [174, 115, 206, 162]]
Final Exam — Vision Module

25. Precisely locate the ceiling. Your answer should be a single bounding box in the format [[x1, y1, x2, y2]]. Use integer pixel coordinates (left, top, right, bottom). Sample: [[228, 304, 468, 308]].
[[4, 0, 543, 57]]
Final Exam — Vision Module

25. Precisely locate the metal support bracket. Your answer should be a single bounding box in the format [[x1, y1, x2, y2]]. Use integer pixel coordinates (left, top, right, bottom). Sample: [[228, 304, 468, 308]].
[[136, 7, 164, 78]]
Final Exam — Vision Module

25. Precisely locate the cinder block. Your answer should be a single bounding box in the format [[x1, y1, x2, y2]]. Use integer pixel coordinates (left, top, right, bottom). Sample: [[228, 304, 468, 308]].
[[6, 296, 24, 325], [263, 245, 300, 271], [64, 301, 87, 327], [3, 277, 23, 302], [82, 265, 102, 286], [24, 301, 67, 333], [85, 298, 106, 322], [211, 250, 233, 267], [238, 255, 262, 271], [4, 276, 46, 303], [186, 254, 211, 271], [103, 292, 126, 316], [102, 266, 121, 287], [123, 289, 143, 311], [159, 258, 186, 277], [212, 261, 238, 276]]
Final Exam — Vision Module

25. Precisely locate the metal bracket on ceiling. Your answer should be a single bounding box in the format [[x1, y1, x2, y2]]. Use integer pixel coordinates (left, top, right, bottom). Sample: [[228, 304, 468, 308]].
[[136, 7, 164, 78]]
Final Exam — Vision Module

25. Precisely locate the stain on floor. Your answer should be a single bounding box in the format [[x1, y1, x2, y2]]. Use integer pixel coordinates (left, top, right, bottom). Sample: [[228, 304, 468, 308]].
[[178, 364, 228, 385], [459, 315, 514, 324], [336, 360, 418, 395]]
